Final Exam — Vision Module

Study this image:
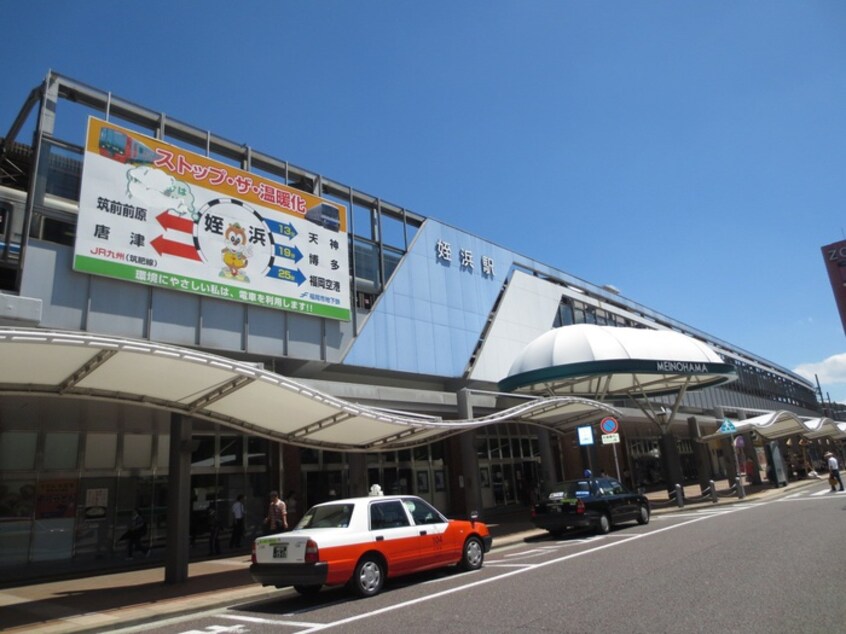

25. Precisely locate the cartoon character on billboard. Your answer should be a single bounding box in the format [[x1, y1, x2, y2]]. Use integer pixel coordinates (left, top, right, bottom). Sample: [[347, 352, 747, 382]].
[[220, 222, 251, 281]]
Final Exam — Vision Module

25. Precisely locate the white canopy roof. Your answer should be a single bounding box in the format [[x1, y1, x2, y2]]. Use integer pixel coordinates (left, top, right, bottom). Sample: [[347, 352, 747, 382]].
[[699, 411, 843, 442], [0, 328, 621, 451], [499, 324, 737, 397]]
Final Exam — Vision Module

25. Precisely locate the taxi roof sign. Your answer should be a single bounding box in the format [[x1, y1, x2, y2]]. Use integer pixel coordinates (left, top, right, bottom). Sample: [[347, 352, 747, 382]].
[[719, 418, 736, 434]]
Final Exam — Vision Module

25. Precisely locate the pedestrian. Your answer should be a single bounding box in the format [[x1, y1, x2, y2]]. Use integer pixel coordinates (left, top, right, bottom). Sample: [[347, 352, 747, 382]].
[[825, 452, 844, 492], [284, 491, 299, 528], [207, 503, 221, 555], [229, 494, 246, 548], [125, 508, 149, 559], [264, 490, 288, 534]]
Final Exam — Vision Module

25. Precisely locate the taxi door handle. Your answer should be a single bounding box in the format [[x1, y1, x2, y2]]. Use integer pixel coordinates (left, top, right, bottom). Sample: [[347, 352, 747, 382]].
[[375, 535, 384, 541], [419, 530, 428, 536]]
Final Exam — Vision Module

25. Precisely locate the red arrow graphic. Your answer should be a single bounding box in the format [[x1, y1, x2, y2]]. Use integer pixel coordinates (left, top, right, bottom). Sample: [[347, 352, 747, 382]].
[[150, 235, 202, 261], [156, 210, 195, 234]]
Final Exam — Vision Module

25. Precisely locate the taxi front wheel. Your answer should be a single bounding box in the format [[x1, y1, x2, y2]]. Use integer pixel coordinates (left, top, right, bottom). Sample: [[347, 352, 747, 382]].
[[459, 536, 484, 571], [350, 555, 385, 597]]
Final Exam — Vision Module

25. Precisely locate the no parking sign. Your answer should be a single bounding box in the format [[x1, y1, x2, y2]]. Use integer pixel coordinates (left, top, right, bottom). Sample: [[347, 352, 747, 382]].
[[600, 417, 619, 435]]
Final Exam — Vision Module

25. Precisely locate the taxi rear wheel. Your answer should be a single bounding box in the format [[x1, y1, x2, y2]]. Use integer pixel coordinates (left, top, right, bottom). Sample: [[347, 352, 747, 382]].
[[595, 513, 611, 534], [458, 536, 484, 571], [350, 555, 385, 597]]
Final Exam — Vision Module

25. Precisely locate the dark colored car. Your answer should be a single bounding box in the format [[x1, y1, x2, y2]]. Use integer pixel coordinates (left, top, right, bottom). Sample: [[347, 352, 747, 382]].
[[531, 477, 650, 536]]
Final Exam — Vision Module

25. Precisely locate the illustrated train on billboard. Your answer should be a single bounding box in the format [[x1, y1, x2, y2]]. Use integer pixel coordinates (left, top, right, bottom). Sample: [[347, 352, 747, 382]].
[[98, 127, 158, 165], [305, 202, 340, 232]]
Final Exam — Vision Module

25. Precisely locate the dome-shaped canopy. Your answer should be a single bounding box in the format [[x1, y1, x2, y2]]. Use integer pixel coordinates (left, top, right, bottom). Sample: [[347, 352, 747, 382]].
[[499, 324, 736, 397]]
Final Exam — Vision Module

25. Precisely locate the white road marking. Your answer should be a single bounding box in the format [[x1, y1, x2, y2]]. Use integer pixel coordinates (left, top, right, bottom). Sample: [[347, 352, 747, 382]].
[[220, 614, 318, 627], [295, 507, 757, 633]]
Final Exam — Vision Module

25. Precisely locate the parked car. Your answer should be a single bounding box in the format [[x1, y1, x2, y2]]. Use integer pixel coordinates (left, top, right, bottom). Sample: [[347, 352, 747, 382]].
[[531, 477, 650, 536], [250, 494, 492, 597]]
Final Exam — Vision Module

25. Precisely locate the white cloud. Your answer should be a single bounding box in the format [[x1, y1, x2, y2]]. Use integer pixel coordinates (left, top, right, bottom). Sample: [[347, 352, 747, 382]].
[[794, 352, 846, 403]]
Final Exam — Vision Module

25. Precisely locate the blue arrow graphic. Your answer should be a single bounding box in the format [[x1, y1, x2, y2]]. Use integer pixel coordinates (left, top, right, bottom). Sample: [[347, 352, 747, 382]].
[[267, 265, 306, 286]]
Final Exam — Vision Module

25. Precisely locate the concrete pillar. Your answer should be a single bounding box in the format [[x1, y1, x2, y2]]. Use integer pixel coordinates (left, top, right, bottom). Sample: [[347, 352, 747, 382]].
[[659, 432, 684, 495], [688, 416, 713, 492], [537, 428, 558, 491], [347, 452, 368, 497], [165, 413, 192, 585], [457, 389, 483, 519]]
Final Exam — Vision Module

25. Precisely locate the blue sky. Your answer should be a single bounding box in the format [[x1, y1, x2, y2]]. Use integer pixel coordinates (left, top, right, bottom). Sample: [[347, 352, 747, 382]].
[[4, 2, 846, 401]]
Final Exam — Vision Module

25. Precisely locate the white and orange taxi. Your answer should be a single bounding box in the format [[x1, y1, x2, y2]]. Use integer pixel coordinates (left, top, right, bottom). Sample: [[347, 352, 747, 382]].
[[250, 493, 492, 597]]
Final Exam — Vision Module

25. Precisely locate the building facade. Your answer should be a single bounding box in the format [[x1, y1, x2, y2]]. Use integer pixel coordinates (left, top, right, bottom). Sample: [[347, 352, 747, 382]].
[[0, 72, 838, 580]]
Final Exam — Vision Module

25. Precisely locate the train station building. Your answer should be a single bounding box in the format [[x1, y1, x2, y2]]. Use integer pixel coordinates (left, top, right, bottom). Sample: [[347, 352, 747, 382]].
[[1, 72, 842, 582]]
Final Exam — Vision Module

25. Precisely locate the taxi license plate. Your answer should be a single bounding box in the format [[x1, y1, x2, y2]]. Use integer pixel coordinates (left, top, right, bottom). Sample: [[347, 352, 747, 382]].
[[273, 544, 288, 558]]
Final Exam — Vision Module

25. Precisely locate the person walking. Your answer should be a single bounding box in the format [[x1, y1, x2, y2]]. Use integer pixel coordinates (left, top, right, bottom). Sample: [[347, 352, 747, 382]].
[[207, 503, 221, 555], [229, 494, 246, 548], [825, 452, 844, 492], [264, 490, 287, 534], [125, 508, 149, 559]]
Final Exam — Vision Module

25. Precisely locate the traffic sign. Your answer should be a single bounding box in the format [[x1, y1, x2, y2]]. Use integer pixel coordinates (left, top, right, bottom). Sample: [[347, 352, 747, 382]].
[[719, 418, 736, 434], [601, 432, 620, 444], [577, 425, 594, 446], [600, 417, 619, 434]]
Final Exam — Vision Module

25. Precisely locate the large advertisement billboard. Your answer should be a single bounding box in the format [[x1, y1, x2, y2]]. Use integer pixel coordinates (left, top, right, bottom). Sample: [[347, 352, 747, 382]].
[[74, 118, 350, 321], [821, 239, 846, 337]]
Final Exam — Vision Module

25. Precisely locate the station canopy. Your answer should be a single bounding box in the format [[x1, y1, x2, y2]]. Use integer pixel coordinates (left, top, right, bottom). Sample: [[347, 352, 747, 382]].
[[0, 328, 622, 451], [498, 324, 737, 398], [699, 411, 843, 442]]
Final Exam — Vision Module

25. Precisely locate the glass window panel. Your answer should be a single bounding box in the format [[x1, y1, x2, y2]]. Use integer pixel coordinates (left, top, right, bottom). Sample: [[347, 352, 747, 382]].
[[353, 239, 380, 289], [380, 213, 406, 249], [511, 438, 521, 459], [384, 248, 403, 281], [247, 437, 269, 466], [0, 479, 35, 564], [157, 434, 170, 469], [219, 436, 243, 467], [0, 432, 38, 470], [85, 433, 117, 469], [431, 441, 444, 465], [43, 141, 83, 201], [352, 204, 374, 240], [573, 305, 585, 324], [323, 451, 342, 464], [43, 432, 79, 470], [191, 436, 216, 468], [123, 434, 152, 469]]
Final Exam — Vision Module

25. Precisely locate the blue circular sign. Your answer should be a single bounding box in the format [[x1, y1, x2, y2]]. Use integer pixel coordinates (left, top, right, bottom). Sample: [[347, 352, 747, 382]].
[[600, 417, 619, 434]]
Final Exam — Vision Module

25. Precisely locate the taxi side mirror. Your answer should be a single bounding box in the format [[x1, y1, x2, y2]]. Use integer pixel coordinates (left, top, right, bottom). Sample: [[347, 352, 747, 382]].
[[469, 510, 479, 526]]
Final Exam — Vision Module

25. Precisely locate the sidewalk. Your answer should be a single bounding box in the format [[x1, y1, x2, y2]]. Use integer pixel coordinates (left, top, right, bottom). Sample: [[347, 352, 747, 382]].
[[0, 477, 822, 634]]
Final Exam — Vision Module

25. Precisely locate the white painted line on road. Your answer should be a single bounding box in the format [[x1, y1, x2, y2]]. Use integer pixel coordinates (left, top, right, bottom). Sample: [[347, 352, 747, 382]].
[[810, 488, 846, 496], [221, 614, 319, 628], [295, 510, 744, 634], [485, 563, 536, 568]]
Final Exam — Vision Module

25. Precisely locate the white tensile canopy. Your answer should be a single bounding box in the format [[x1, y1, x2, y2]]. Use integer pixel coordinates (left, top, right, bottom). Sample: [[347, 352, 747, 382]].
[[0, 327, 622, 451]]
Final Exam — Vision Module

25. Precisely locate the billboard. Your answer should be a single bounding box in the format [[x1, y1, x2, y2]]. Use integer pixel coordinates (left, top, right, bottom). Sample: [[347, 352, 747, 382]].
[[74, 118, 350, 321], [821, 239, 846, 337]]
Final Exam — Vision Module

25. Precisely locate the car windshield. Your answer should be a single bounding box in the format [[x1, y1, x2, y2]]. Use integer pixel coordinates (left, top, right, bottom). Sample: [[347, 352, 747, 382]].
[[298, 503, 353, 529], [547, 480, 594, 499]]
